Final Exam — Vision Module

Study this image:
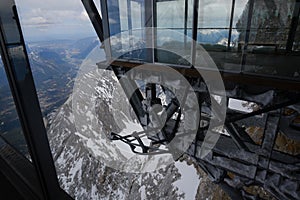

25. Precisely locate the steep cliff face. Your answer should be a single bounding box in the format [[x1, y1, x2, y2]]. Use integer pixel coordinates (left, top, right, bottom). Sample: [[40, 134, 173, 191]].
[[236, 0, 296, 46]]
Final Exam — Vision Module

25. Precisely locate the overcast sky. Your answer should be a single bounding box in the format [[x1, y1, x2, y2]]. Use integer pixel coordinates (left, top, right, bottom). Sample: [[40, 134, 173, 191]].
[[15, 0, 98, 41], [14, 0, 248, 42]]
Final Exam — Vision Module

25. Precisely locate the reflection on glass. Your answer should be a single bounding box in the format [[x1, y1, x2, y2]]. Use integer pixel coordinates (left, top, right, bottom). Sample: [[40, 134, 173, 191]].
[[8, 46, 28, 81], [237, 0, 295, 48], [157, 0, 192, 28], [198, 0, 232, 28], [156, 29, 193, 65], [155, 0, 193, 65], [0, 0, 21, 44], [0, 0, 31, 159], [241, 0, 300, 78], [194, 0, 248, 49], [233, 0, 249, 28], [243, 52, 300, 78], [196, 0, 240, 71], [197, 29, 230, 46], [192, 0, 300, 76], [197, 0, 234, 59], [0, 58, 30, 159], [107, 0, 146, 60], [294, 20, 300, 51]]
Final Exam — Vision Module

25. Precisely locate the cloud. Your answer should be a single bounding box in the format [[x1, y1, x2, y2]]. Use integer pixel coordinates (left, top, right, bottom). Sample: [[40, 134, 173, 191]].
[[79, 10, 89, 21], [23, 16, 53, 26], [16, 0, 84, 11], [14, 0, 97, 40], [13, 0, 249, 41], [15, 0, 92, 25]]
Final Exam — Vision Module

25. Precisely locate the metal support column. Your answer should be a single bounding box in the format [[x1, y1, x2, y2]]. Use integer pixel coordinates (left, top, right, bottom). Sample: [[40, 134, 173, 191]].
[[0, 1, 70, 199], [191, 0, 199, 67], [100, 0, 112, 59], [241, 0, 254, 72], [145, 0, 154, 62], [82, 0, 104, 42], [184, 0, 189, 48], [227, 0, 236, 50], [127, 0, 133, 51], [256, 110, 281, 181], [225, 123, 249, 151]]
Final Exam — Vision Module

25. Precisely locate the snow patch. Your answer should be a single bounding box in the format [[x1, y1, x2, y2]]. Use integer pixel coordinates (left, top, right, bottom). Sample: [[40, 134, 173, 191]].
[[174, 161, 201, 200]]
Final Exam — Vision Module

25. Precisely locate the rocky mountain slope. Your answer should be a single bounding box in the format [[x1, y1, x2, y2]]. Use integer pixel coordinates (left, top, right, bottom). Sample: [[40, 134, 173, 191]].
[[236, 0, 296, 46], [47, 68, 202, 199]]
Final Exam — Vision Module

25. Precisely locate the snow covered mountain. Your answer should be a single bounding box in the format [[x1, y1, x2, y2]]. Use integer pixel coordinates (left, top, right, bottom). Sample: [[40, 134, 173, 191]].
[[47, 67, 203, 199]]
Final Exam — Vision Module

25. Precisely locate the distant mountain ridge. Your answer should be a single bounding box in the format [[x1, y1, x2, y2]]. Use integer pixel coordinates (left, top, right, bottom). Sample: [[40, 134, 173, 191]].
[[0, 36, 100, 152]]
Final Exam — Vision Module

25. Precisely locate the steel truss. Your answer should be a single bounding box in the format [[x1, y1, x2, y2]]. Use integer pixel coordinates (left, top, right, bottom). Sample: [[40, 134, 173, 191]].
[[106, 60, 300, 200]]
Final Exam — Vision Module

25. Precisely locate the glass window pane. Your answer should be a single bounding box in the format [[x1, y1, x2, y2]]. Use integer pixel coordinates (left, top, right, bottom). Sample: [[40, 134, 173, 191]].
[[196, 0, 235, 70], [0, 0, 21, 44], [243, 52, 300, 79], [233, 0, 249, 28], [197, 0, 233, 50], [198, 0, 232, 28], [241, 0, 300, 78], [155, 0, 193, 65], [0, 0, 31, 160], [157, 0, 186, 28], [0, 56, 30, 159], [119, 1, 129, 32], [238, 0, 295, 47], [107, 0, 147, 60], [231, 0, 248, 48], [15, 0, 106, 198]]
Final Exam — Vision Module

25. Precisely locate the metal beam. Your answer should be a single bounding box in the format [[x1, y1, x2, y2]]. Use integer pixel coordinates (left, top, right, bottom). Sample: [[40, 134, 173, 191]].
[[82, 0, 104, 42], [191, 0, 199, 67], [0, 1, 69, 199], [227, 0, 236, 50], [184, 0, 189, 48], [145, 0, 154, 62], [100, 0, 112, 59], [111, 60, 300, 91], [259, 110, 281, 175], [241, 0, 254, 72], [127, 0, 133, 51], [225, 123, 249, 151]]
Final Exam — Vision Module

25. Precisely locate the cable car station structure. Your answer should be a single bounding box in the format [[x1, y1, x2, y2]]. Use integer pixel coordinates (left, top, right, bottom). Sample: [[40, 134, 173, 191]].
[[0, 0, 300, 199]]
